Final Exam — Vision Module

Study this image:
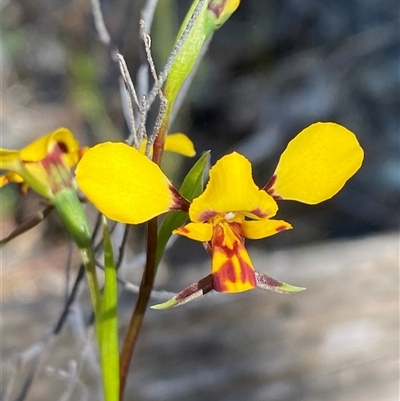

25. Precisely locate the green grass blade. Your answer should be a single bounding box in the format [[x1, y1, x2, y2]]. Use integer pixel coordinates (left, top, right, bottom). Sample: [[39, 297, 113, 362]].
[[99, 216, 119, 401]]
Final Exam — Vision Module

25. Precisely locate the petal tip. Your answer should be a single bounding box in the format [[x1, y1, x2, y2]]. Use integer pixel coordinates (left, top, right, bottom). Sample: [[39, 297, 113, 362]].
[[150, 298, 179, 310], [255, 271, 305, 294], [280, 283, 306, 293]]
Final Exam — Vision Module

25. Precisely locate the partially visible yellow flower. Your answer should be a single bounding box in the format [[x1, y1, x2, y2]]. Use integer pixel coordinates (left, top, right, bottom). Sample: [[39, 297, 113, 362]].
[[207, 0, 241, 30], [76, 122, 364, 306], [1, 128, 94, 249], [139, 133, 196, 157], [1, 128, 85, 198]]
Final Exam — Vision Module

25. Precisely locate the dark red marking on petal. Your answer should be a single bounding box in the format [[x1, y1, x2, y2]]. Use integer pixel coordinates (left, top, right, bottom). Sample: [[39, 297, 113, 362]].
[[239, 254, 256, 285], [175, 274, 213, 301], [212, 257, 233, 292], [207, 0, 226, 18], [212, 241, 256, 293], [198, 210, 218, 222], [263, 176, 284, 200], [212, 223, 245, 253], [179, 225, 190, 234], [40, 146, 64, 172], [211, 224, 225, 248], [276, 225, 288, 232], [255, 271, 282, 288], [229, 222, 244, 239], [263, 174, 277, 192], [216, 241, 235, 258], [250, 208, 269, 218], [56, 141, 69, 153], [169, 185, 190, 212]]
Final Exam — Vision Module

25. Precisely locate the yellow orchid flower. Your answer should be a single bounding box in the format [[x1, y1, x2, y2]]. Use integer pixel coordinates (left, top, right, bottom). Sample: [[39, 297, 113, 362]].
[[0, 128, 96, 248], [0, 127, 85, 198], [173, 151, 292, 293], [76, 122, 364, 306]]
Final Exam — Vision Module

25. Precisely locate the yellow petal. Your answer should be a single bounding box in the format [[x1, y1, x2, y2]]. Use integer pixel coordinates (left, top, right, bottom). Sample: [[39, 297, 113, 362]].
[[0, 172, 24, 187], [164, 133, 196, 157], [0, 149, 21, 170], [20, 128, 80, 167], [0, 149, 54, 197], [1, 128, 80, 177], [242, 219, 292, 240], [190, 152, 278, 222], [211, 223, 256, 293], [76, 142, 178, 224], [139, 133, 196, 157], [173, 222, 213, 242], [269, 122, 364, 204]]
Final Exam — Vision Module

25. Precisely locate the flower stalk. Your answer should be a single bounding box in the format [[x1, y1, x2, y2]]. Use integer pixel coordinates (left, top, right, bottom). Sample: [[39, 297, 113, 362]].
[[119, 216, 158, 399]]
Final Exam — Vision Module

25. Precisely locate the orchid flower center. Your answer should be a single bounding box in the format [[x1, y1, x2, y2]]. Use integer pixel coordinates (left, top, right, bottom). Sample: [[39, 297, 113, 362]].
[[224, 212, 236, 221], [208, 212, 246, 251]]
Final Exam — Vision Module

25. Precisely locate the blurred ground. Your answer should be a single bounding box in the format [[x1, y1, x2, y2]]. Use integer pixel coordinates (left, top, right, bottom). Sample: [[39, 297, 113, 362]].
[[2, 232, 399, 400], [1, 0, 399, 400]]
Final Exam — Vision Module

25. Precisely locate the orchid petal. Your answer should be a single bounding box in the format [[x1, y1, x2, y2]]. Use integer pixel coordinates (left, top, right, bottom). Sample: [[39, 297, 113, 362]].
[[242, 219, 292, 240], [173, 221, 213, 242], [190, 152, 278, 222], [211, 223, 256, 293], [0, 149, 21, 170], [19, 128, 80, 167], [0, 171, 24, 187], [76, 142, 181, 224], [164, 133, 196, 157], [211, 241, 256, 293], [0, 128, 82, 195], [76, 142, 179, 224], [151, 275, 213, 309], [255, 272, 306, 293], [267, 122, 364, 204], [139, 133, 196, 157]]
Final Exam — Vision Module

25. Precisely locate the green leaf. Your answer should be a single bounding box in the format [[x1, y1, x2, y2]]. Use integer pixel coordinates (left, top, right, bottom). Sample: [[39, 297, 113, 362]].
[[156, 151, 210, 266], [165, 0, 241, 104], [164, 0, 209, 104], [179, 150, 211, 200], [98, 216, 119, 401]]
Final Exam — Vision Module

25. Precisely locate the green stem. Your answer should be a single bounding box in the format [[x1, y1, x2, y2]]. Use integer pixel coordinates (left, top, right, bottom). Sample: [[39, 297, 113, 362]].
[[119, 217, 158, 400], [152, 119, 168, 164], [53, 189, 101, 317]]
